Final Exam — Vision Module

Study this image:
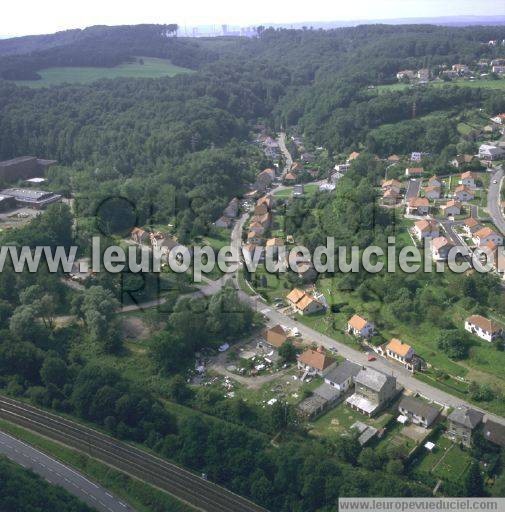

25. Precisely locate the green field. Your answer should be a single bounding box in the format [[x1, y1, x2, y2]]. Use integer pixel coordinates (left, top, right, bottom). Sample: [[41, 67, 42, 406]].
[[377, 79, 505, 94], [14, 57, 193, 87]]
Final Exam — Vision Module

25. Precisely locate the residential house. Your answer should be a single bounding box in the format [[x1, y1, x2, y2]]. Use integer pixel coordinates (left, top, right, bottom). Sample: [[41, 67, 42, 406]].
[[447, 406, 484, 447], [283, 172, 297, 184], [423, 185, 441, 200], [452, 64, 469, 73], [385, 338, 416, 372], [396, 70, 415, 81], [345, 367, 397, 417], [387, 154, 401, 163], [297, 346, 337, 377], [431, 236, 454, 261], [451, 154, 475, 168], [254, 203, 269, 216], [473, 227, 503, 247], [440, 200, 461, 217], [249, 220, 265, 235], [265, 237, 284, 256], [417, 68, 430, 81], [347, 315, 375, 338], [406, 197, 430, 215], [335, 163, 351, 173], [324, 360, 362, 392], [465, 315, 503, 342], [410, 152, 423, 162], [256, 168, 276, 190], [246, 231, 264, 245], [483, 420, 505, 448], [491, 114, 505, 125], [405, 167, 424, 177], [492, 66, 505, 75], [398, 396, 440, 428], [286, 288, 326, 315], [453, 185, 474, 202], [257, 194, 274, 210], [347, 151, 360, 163], [463, 217, 481, 236], [427, 176, 442, 188], [479, 144, 505, 161], [382, 179, 401, 191], [242, 243, 264, 262], [263, 324, 288, 348], [383, 188, 401, 205], [460, 171, 477, 188], [131, 227, 149, 245], [413, 219, 439, 241]]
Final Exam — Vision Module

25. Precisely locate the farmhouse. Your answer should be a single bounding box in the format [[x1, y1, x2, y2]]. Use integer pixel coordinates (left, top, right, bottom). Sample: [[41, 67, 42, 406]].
[[347, 315, 375, 338], [465, 315, 503, 342], [398, 396, 440, 428], [447, 406, 484, 447]]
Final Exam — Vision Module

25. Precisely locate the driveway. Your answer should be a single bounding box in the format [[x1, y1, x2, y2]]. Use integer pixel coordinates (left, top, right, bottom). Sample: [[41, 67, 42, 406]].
[[405, 179, 421, 200]]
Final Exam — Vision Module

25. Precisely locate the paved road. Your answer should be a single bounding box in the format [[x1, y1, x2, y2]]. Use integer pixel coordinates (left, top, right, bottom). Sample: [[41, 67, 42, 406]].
[[487, 167, 505, 235], [405, 178, 421, 200], [0, 396, 267, 512], [0, 430, 133, 512], [277, 132, 292, 179]]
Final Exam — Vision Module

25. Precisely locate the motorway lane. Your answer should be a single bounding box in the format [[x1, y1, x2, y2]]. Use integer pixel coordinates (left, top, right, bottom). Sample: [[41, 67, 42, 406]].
[[0, 396, 267, 512], [487, 167, 505, 235], [0, 430, 132, 512]]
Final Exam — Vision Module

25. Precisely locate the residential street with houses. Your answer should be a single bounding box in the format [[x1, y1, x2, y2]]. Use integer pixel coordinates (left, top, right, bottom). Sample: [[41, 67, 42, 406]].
[[277, 132, 293, 179]]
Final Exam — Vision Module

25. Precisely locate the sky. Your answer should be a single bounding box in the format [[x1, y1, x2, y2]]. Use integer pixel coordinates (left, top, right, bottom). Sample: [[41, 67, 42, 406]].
[[1, 0, 505, 37]]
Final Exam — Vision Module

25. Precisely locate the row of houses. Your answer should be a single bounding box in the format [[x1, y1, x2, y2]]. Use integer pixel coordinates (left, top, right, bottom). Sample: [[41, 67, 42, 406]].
[[130, 228, 181, 255]]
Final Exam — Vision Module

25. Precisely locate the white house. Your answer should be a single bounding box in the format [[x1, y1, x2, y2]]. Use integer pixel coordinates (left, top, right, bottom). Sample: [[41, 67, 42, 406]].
[[479, 144, 505, 161], [465, 315, 503, 342], [413, 219, 439, 241], [472, 227, 503, 247], [286, 288, 326, 316], [347, 315, 375, 338]]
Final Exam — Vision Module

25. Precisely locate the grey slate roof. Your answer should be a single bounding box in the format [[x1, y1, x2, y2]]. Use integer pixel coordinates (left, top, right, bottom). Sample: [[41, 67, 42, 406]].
[[398, 395, 440, 423], [325, 360, 362, 386], [447, 406, 484, 429], [313, 383, 341, 401], [483, 420, 505, 448], [354, 367, 395, 392]]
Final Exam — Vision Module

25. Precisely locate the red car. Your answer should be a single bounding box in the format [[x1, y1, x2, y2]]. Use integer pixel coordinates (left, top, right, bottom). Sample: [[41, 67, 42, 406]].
[[367, 354, 376, 362]]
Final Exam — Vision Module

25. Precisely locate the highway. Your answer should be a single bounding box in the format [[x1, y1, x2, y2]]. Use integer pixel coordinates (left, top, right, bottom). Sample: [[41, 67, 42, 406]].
[[0, 430, 133, 512], [487, 167, 505, 235], [0, 396, 267, 512]]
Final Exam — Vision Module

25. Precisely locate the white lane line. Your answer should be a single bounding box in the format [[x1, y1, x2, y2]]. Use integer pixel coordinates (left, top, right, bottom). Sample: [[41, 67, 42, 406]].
[[105, 492, 113, 498], [119, 502, 127, 507]]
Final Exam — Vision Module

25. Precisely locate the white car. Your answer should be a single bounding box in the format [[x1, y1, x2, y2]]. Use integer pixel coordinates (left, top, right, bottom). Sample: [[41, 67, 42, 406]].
[[493, 180, 498, 184]]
